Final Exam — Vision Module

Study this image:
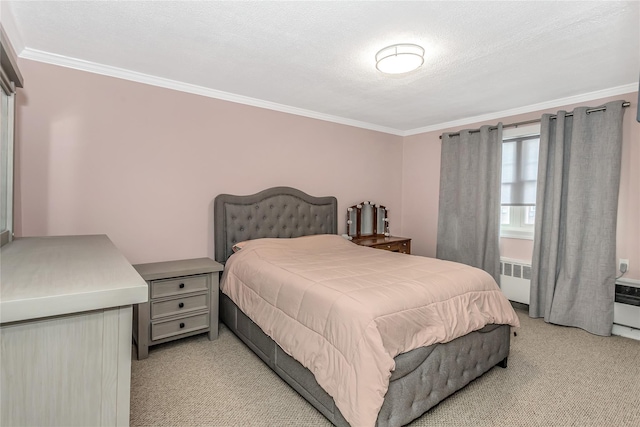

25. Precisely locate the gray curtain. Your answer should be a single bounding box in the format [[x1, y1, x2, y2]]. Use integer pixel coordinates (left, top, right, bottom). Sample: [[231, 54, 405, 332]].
[[529, 101, 625, 336], [436, 124, 503, 284]]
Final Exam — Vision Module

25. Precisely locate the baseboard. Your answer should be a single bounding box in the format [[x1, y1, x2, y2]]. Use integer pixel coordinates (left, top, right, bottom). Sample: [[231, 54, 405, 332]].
[[612, 324, 640, 341], [509, 301, 639, 341], [510, 301, 529, 312]]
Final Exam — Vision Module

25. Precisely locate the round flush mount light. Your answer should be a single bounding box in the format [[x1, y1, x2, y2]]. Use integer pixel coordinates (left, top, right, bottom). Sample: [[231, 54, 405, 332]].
[[375, 44, 425, 74]]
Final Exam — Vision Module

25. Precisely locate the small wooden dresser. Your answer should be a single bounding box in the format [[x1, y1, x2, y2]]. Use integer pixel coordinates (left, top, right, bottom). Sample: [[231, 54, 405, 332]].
[[352, 236, 411, 254], [133, 258, 223, 359]]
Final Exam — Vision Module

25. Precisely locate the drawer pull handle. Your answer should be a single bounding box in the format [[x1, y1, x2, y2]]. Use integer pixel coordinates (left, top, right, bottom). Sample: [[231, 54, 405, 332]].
[[179, 283, 185, 289], [179, 323, 185, 329], [178, 302, 184, 308], [387, 245, 391, 248]]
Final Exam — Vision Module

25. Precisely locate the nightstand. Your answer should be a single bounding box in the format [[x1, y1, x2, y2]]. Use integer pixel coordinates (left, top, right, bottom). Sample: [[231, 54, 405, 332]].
[[132, 257, 224, 360], [352, 236, 411, 254]]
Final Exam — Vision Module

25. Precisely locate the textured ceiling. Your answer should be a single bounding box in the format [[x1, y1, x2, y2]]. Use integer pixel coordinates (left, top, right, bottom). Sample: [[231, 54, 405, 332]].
[[4, 1, 640, 134]]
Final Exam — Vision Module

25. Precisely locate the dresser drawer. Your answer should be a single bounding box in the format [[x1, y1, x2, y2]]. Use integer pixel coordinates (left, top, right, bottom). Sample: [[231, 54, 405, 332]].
[[374, 242, 401, 252], [372, 240, 410, 254], [397, 240, 410, 254], [150, 274, 208, 299], [151, 312, 209, 341], [352, 236, 411, 255], [151, 292, 209, 320]]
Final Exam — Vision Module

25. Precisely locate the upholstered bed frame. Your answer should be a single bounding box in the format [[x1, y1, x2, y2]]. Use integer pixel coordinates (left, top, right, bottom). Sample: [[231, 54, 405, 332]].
[[214, 187, 510, 427]]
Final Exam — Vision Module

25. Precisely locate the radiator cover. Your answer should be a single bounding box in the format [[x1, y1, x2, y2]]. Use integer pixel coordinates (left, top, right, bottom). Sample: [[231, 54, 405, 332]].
[[614, 281, 640, 330], [500, 260, 640, 333]]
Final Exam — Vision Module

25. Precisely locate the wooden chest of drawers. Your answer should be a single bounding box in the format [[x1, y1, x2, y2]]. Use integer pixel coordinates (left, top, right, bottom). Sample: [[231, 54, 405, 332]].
[[351, 236, 412, 254], [133, 258, 223, 360]]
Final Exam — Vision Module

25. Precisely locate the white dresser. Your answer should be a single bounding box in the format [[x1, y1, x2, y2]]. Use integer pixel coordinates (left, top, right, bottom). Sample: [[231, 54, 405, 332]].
[[0, 235, 148, 427]]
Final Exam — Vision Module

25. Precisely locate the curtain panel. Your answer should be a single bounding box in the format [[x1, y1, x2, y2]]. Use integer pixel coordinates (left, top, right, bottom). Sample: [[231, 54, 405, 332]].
[[436, 124, 503, 284], [529, 101, 625, 336]]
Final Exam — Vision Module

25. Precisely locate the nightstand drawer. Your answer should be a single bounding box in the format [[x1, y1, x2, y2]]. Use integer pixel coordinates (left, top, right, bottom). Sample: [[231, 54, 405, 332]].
[[151, 312, 209, 341], [151, 292, 209, 320], [150, 274, 208, 299], [134, 258, 223, 359]]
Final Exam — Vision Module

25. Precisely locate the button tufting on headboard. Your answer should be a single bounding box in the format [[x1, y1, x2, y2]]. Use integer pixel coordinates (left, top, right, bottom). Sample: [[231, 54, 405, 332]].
[[213, 187, 338, 263]]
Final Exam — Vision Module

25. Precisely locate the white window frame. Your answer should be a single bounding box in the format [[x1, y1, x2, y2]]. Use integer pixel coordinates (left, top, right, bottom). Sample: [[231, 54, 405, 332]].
[[500, 124, 540, 240], [501, 206, 536, 239]]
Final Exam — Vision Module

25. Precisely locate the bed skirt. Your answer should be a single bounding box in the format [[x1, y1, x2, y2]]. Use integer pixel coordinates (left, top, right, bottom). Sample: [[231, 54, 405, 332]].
[[220, 292, 510, 427]]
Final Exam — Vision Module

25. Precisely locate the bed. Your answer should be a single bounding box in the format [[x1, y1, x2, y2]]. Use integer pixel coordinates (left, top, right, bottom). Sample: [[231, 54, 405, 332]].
[[214, 186, 518, 427]]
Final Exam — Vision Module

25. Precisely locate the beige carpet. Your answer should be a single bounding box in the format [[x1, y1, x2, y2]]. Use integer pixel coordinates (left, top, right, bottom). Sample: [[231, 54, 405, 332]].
[[130, 310, 640, 426]]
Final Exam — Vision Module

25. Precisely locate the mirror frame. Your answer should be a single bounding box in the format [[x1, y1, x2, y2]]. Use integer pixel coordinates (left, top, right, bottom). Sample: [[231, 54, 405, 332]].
[[347, 201, 389, 238]]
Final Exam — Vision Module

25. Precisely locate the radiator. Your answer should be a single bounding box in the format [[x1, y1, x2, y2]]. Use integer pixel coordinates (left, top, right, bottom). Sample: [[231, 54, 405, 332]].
[[499, 258, 640, 340], [613, 279, 640, 339], [500, 258, 531, 305]]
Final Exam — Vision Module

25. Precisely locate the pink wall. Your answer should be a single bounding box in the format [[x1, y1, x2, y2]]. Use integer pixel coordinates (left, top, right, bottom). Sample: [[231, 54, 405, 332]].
[[401, 93, 640, 280], [499, 238, 533, 263], [15, 59, 403, 264], [14, 58, 639, 280]]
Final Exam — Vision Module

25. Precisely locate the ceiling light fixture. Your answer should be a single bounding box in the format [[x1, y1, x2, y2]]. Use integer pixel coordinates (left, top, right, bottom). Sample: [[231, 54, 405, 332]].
[[375, 44, 425, 74]]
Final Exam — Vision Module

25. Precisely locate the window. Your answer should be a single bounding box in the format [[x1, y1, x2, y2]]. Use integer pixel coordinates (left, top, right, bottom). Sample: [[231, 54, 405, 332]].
[[1, 25, 24, 247], [500, 125, 540, 240]]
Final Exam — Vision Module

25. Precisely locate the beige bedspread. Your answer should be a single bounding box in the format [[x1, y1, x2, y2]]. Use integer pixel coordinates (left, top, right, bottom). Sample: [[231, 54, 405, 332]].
[[220, 235, 519, 427]]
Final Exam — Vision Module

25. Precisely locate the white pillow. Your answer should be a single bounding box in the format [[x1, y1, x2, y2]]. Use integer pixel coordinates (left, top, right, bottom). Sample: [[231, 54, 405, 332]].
[[232, 241, 248, 253]]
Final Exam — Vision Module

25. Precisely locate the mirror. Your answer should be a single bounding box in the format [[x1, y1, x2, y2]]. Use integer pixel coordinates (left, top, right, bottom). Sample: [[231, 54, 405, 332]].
[[347, 201, 389, 238], [361, 203, 374, 236], [377, 206, 386, 234], [347, 208, 358, 236]]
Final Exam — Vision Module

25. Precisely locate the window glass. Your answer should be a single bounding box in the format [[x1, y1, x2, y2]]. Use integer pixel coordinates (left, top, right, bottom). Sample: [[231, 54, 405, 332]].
[[501, 135, 539, 206], [525, 206, 536, 225], [500, 206, 511, 225], [500, 127, 540, 240], [521, 138, 539, 203], [502, 141, 516, 183]]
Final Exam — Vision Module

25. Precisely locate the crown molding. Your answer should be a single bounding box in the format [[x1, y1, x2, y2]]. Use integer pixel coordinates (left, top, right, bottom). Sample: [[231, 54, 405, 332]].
[[18, 48, 637, 139], [19, 48, 404, 136], [403, 83, 638, 136]]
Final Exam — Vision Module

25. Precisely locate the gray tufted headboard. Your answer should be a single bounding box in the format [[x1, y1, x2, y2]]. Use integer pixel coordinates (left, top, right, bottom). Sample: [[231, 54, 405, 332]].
[[214, 187, 338, 263]]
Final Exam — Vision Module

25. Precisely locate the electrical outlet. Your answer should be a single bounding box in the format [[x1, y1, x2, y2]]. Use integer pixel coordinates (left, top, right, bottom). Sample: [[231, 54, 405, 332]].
[[619, 259, 629, 274]]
